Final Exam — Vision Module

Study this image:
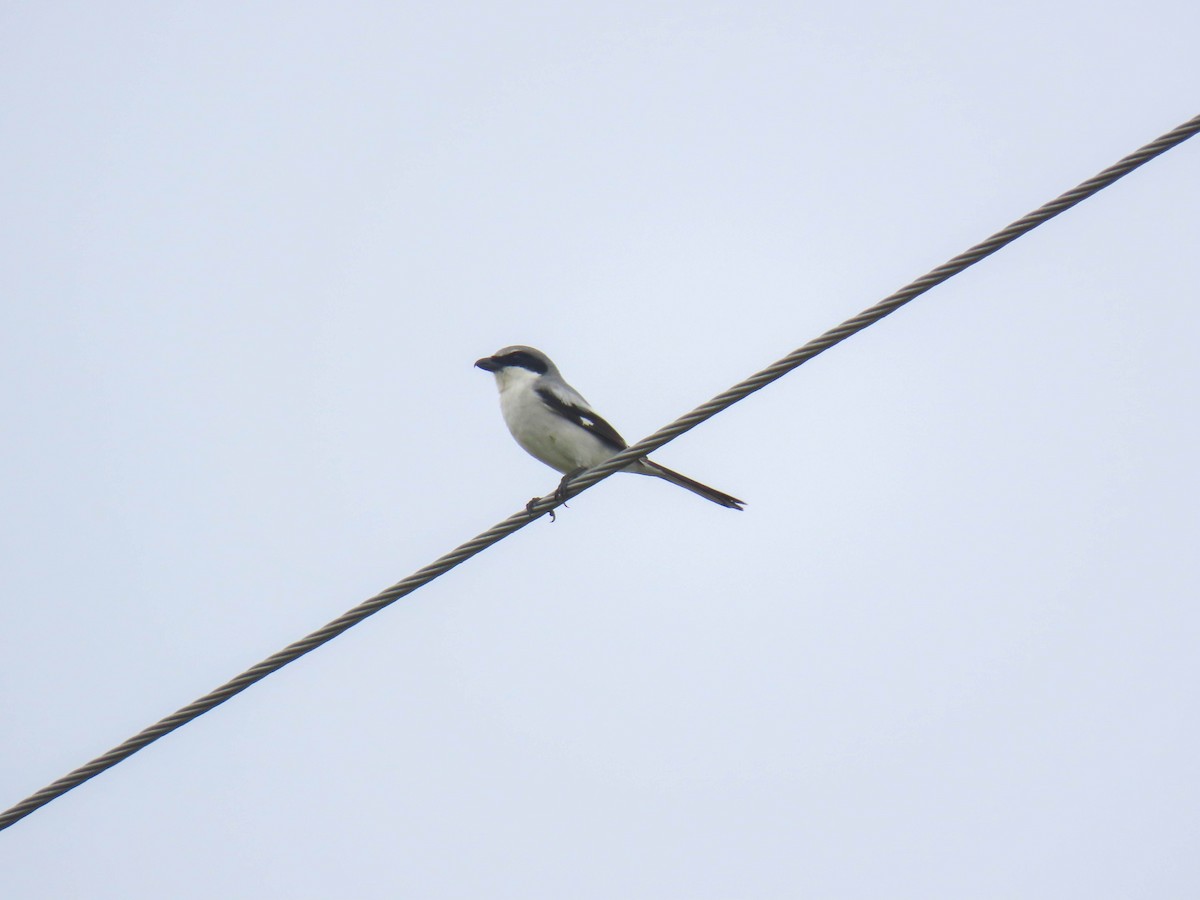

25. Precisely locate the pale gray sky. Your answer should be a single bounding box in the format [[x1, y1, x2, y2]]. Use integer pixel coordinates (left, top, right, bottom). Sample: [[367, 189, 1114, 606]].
[[2, 2, 1198, 897]]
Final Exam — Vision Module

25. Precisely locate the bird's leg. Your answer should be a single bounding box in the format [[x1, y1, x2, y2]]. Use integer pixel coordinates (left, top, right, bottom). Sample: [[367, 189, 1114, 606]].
[[555, 468, 587, 506]]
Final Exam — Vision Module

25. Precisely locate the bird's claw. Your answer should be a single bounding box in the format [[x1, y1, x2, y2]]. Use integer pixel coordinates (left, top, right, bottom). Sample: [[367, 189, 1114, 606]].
[[526, 497, 556, 523], [555, 468, 586, 506], [525, 468, 586, 523]]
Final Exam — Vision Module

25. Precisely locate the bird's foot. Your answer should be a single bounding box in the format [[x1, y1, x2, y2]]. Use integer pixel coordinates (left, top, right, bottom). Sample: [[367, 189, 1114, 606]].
[[555, 468, 587, 506], [526, 497, 556, 522]]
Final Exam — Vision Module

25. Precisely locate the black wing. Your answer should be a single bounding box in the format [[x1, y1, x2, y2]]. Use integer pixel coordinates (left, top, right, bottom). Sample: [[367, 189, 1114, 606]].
[[535, 385, 628, 452]]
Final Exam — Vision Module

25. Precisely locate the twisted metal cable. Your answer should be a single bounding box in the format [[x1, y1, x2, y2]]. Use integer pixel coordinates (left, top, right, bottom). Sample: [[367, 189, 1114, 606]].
[[554, 112, 1200, 499], [2, 112, 1197, 833]]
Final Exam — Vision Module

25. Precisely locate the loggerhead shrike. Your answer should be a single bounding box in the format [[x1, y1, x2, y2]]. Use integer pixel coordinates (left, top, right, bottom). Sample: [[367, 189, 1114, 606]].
[[476, 345, 744, 510]]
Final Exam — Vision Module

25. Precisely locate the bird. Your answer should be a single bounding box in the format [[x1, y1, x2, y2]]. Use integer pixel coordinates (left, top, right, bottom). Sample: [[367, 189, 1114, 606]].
[[475, 345, 744, 510]]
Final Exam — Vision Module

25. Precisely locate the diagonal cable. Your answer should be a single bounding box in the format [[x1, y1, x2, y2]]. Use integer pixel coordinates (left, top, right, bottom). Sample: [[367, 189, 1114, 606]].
[[2, 112, 1197, 833], [553, 113, 1200, 501]]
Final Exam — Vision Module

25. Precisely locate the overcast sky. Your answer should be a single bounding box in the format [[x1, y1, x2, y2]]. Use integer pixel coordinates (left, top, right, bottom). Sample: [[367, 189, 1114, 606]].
[[2, 2, 1198, 897]]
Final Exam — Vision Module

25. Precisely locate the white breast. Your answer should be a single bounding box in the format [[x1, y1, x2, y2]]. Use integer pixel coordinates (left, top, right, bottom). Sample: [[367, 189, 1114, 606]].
[[494, 370, 615, 474]]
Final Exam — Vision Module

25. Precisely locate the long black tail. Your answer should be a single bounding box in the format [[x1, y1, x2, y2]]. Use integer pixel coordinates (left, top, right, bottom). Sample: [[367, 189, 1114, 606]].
[[641, 460, 745, 510]]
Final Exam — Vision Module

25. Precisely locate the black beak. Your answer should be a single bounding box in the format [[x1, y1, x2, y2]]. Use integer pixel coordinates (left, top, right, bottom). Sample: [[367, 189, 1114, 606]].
[[475, 356, 500, 372]]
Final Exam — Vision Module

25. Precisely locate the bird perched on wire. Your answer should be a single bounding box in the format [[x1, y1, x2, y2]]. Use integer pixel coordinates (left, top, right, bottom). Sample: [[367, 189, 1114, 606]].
[[475, 345, 744, 511]]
